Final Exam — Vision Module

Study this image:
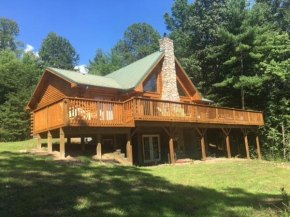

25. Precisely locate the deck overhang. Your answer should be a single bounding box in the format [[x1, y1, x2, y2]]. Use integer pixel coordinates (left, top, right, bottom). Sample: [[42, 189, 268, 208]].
[[31, 97, 264, 135]]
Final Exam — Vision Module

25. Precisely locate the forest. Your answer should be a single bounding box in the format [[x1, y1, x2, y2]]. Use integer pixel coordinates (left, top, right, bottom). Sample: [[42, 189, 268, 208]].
[[0, 0, 289, 161]]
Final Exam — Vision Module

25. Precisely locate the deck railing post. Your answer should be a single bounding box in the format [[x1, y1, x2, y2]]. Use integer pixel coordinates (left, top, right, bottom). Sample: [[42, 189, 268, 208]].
[[63, 99, 70, 126], [122, 103, 126, 125], [216, 107, 218, 122], [97, 102, 100, 125], [233, 110, 236, 123], [133, 99, 136, 117], [247, 111, 251, 124]]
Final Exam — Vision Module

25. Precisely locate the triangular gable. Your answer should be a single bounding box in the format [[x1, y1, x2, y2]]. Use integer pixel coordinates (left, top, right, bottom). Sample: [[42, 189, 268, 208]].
[[134, 57, 163, 93], [135, 56, 203, 101], [27, 69, 77, 110], [175, 58, 202, 101]]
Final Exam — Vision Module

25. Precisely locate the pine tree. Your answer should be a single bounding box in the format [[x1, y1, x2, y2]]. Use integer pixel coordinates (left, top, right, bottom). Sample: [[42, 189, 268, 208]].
[[39, 32, 79, 70]]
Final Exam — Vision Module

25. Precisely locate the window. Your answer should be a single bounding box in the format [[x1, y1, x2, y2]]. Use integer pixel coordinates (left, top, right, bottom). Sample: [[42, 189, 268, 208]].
[[177, 81, 187, 97], [94, 97, 114, 120], [144, 72, 158, 92]]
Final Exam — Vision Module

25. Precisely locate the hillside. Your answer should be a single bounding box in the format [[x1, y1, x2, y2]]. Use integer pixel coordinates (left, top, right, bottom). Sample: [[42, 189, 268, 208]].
[[0, 140, 289, 217]]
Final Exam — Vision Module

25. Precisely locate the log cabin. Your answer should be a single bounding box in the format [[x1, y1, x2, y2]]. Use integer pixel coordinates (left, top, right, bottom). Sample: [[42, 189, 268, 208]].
[[27, 38, 264, 165]]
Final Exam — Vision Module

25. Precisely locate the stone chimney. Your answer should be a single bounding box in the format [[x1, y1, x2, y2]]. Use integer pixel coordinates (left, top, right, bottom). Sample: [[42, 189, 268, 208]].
[[159, 38, 180, 102], [160, 38, 185, 160]]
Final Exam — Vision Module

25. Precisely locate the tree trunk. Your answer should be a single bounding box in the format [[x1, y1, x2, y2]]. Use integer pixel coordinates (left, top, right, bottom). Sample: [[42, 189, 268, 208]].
[[282, 123, 286, 160], [240, 54, 245, 110]]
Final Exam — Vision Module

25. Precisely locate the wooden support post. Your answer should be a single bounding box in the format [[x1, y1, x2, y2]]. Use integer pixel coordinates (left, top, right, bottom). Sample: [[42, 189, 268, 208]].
[[47, 131, 52, 153], [256, 134, 262, 160], [244, 135, 250, 159], [169, 137, 175, 164], [60, 128, 65, 159], [221, 128, 232, 159], [251, 128, 262, 161], [126, 132, 133, 163], [81, 137, 85, 152], [96, 134, 102, 159], [241, 128, 250, 159], [225, 135, 231, 158], [37, 134, 41, 149], [195, 127, 207, 161], [200, 136, 206, 161]]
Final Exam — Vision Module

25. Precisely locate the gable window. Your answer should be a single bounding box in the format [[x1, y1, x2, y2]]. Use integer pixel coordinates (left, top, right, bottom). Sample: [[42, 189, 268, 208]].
[[144, 72, 158, 92], [177, 80, 187, 97]]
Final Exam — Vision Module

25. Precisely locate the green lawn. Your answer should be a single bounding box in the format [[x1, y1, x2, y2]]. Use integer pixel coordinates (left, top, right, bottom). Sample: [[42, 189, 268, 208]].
[[0, 140, 289, 217]]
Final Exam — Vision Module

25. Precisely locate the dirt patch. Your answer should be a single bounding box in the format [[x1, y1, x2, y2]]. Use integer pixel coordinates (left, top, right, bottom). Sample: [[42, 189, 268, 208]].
[[25, 148, 124, 166]]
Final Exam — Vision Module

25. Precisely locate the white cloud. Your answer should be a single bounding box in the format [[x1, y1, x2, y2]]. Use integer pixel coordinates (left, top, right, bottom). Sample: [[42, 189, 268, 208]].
[[24, 44, 34, 52], [24, 44, 40, 58], [74, 65, 88, 74]]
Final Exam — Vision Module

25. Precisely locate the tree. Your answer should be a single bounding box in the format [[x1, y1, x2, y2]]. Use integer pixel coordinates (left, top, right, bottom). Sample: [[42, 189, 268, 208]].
[[211, 0, 260, 109], [254, 31, 290, 159], [164, 0, 290, 160], [39, 32, 79, 70], [88, 23, 161, 75], [88, 49, 122, 76], [0, 17, 20, 51], [0, 50, 42, 141], [113, 23, 161, 65], [164, 0, 228, 97]]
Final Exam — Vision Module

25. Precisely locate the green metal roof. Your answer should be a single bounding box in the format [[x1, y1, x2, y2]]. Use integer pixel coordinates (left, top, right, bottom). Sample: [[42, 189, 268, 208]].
[[47, 50, 164, 91], [48, 67, 124, 90], [105, 51, 164, 89]]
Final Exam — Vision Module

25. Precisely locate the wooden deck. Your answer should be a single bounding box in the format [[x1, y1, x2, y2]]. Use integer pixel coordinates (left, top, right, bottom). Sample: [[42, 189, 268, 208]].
[[32, 98, 264, 134]]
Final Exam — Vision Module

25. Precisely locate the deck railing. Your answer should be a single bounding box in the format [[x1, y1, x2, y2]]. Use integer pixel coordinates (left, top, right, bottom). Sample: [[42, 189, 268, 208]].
[[33, 99, 67, 133], [133, 98, 264, 125], [33, 97, 264, 134]]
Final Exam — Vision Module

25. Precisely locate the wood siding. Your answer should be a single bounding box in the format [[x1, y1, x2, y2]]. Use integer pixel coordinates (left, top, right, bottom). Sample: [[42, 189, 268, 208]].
[[38, 74, 77, 108]]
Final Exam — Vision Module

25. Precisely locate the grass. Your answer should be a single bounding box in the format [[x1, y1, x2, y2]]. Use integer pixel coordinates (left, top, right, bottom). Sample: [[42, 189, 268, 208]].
[[0, 140, 290, 217]]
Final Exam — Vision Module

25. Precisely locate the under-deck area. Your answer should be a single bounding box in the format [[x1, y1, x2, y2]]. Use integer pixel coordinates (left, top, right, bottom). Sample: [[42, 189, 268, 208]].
[[36, 123, 262, 166], [33, 97, 264, 165]]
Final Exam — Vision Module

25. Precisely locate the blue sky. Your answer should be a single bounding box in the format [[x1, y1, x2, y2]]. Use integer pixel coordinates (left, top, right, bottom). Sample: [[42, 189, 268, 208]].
[[1, 0, 178, 67]]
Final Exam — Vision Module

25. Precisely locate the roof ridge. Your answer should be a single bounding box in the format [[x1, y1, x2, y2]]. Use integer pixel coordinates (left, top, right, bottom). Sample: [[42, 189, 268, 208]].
[[105, 50, 165, 90], [46, 50, 165, 91], [105, 50, 164, 78]]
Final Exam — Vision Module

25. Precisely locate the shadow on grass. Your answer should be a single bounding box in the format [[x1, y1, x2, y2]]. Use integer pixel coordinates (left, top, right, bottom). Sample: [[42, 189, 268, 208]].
[[0, 151, 281, 217]]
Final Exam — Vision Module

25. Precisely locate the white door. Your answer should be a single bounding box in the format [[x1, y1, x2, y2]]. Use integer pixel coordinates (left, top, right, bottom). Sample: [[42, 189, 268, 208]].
[[142, 135, 160, 163]]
